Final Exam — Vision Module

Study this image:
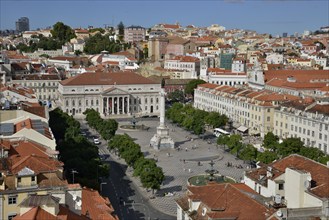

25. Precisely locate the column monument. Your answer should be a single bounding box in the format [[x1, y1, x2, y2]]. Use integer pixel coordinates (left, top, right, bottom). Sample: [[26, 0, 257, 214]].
[[150, 89, 175, 150]]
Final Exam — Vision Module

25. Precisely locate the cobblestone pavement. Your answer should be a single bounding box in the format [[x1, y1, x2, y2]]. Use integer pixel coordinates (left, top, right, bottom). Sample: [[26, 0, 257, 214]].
[[115, 118, 249, 217]]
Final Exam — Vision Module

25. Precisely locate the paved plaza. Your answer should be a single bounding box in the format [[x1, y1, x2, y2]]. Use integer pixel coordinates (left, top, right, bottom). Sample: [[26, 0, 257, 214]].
[[114, 118, 249, 216]]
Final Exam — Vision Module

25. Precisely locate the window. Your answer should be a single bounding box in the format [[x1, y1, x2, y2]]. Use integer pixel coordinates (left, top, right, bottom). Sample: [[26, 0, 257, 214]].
[[8, 214, 17, 220], [267, 117, 270, 122], [279, 183, 284, 190], [96, 100, 99, 105], [8, 196, 17, 205], [17, 177, 21, 183], [86, 100, 89, 106], [65, 100, 69, 106], [31, 176, 35, 182]]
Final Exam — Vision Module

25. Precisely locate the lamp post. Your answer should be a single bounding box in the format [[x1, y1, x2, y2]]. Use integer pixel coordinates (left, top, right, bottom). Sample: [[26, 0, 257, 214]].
[[100, 182, 107, 194], [71, 170, 78, 184]]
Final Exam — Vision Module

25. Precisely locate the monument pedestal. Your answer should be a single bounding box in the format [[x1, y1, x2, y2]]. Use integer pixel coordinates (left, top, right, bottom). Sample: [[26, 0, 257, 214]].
[[150, 126, 175, 150]]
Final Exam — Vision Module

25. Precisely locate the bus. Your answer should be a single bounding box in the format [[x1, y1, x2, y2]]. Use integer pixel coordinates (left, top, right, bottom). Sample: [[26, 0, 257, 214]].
[[213, 128, 230, 137]]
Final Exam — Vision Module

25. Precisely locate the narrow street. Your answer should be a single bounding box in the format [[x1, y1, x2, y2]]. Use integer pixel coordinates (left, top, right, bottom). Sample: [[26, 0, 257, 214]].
[[79, 119, 175, 220]]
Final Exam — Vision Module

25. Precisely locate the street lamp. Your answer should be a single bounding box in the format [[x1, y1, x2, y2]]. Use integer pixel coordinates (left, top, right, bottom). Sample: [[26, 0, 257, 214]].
[[71, 170, 78, 184], [100, 182, 107, 194]]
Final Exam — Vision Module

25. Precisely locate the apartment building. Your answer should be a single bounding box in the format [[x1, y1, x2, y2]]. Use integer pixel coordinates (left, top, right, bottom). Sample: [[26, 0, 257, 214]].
[[244, 154, 329, 219], [164, 56, 200, 78], [273, 98, 329, 154], [10, 74, 61, 101], [124, 25, 146, 43], [194, 83, 299, 137], [207, 68, 247, 86]]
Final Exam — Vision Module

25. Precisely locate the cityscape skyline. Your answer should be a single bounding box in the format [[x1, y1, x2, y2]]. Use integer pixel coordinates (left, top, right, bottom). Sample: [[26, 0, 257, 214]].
[[1, 0, 328, 35]]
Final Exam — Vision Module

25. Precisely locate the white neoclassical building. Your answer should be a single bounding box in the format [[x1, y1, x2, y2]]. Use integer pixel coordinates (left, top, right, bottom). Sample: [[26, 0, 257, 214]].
[[58, 71, 162, 117]]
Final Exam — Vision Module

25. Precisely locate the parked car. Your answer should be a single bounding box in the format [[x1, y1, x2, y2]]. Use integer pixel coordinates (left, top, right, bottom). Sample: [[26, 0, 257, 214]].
[[93, 138, 100, 145]]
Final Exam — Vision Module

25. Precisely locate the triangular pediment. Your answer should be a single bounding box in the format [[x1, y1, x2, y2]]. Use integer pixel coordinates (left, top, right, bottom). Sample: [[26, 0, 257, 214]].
[[18, 166, 35, 177], [102, 87, 129, 95]]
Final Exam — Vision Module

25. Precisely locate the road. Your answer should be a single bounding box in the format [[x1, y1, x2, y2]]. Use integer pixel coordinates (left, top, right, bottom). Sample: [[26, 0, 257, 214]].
[[79, 119, 175, 220]]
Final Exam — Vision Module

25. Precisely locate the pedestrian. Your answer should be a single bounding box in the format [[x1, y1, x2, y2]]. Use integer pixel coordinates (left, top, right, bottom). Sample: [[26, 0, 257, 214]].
[[183, 159, 186, 164], [185, 147, 188, 152]]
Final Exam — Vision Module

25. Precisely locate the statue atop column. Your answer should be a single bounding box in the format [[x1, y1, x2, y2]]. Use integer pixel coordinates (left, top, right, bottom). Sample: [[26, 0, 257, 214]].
[[150, 89, 175, 150]]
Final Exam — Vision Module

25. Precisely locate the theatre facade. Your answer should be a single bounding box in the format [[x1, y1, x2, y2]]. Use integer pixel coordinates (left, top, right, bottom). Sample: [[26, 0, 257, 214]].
[[58, 71, 162, 117]]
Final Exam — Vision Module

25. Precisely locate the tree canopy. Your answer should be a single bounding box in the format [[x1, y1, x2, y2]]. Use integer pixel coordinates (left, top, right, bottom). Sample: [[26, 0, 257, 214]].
[[166, 103, 228, 135], [108, 134, 164, 192], [184, 79, 206, 97], [51, 22, 76, 43], [84, 33, 124, 54], [48, 108, 109, 189]]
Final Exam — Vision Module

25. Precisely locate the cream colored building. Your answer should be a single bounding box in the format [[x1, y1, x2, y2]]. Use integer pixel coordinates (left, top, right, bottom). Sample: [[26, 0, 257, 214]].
[[273, 98, 329, 154], [244, 154, 329, 218], [193, 83, 299, 137], [58, 71, 162, 117], [10, 74, 61, 101]]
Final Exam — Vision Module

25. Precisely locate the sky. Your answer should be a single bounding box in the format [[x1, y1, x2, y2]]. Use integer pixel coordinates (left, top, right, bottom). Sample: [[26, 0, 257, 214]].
[[1, 0, 328, 36]]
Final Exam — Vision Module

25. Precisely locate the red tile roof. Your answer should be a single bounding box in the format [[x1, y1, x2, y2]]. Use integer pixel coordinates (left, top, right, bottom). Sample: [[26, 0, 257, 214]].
[[246, 154, 329, 198], [60, 71, 158, 86], [9, 154, 63, 175], [265, 70, 329, 83], [13, 207, 57, 220], [177, 182, 276, 220], [82, 187, 118, 220]]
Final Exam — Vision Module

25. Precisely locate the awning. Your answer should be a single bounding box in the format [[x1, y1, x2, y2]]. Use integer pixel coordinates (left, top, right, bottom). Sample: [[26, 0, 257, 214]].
[[237, 125, 248, 133]]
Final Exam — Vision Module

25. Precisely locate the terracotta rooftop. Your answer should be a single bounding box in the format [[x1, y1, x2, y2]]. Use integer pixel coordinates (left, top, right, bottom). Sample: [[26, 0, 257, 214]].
[[246, 154, 329, 199], [60, 71, 158, 86], [177, 182, 276, 220], [162, 24, 180, 29], [82, 187, 118, 220], [9, 154, 63, 175], [12, 74, 60, 81], [21, 102, 47, 119], [169, 55, 199, 63], [264, 70, 329, 83], [267, 78, 327, 90]]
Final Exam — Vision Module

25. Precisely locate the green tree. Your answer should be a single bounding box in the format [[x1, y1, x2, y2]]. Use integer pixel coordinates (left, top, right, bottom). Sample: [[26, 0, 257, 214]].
[[263, 132, 279, 151], [205, 112, 228, 128], [167, 90, 185, 103], [257, 151, 278, 164], [184, 79, 206, 97], [140, 166, 164, 193], [217, 135, 230, 146], [299, 146, 325, 162], [239, 144, 258, 161], [117, 21, 125, 41], [277, 137, 304, 157], [133, 158, 157, 177], [51, 22, 76, 43], [84, 33, 122, 54]]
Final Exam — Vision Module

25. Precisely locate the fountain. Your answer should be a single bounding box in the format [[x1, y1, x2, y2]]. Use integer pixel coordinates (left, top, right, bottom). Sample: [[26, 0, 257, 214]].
[[119, 115, 149, 131], [188, 160, 235, 186]]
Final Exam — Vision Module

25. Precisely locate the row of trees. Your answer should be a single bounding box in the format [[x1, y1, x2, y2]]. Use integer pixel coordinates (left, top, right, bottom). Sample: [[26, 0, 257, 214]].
[[83, 33, 128, 54], [16, 22, 75, 53], [217, 132, 329, 164], [166, 102, 228, 135], [84, 108, 118, 140], [48, 108, 109, 189], [108, 134, 164, 193]]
